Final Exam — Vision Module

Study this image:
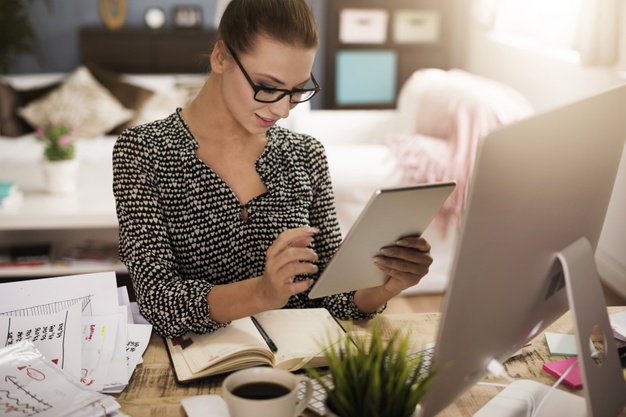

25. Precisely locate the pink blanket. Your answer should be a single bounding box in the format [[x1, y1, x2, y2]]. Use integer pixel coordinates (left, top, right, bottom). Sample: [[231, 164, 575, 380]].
[[385, 69, 534, 236]]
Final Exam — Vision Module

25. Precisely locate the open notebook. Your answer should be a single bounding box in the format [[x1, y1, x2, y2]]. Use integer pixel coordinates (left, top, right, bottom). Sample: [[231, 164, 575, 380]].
[[165, 308, 346, 384]]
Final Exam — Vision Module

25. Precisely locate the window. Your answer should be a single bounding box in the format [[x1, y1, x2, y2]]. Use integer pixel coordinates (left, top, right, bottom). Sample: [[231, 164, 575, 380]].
[[491, 0, 583, 57]]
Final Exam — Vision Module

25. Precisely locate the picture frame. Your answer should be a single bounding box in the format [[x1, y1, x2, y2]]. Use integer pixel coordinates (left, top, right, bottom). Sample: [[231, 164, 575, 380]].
[[172, 5, 203, 29]]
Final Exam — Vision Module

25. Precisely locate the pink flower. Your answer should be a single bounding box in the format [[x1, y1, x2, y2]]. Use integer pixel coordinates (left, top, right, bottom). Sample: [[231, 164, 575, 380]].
[[59, 135, 73, 147], [35, 127, 44, 137]]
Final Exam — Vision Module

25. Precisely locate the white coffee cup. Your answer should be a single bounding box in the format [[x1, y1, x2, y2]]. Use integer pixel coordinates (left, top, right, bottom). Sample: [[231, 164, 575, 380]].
[[222, 367, 313, 417]]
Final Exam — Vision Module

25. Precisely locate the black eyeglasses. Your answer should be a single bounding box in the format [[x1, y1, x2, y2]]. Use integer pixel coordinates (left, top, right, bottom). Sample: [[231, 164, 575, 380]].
[[226, 44, 320, 104]]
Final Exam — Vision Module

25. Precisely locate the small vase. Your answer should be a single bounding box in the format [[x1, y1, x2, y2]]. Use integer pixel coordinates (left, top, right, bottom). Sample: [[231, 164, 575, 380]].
[[42, 159, 79, 195]]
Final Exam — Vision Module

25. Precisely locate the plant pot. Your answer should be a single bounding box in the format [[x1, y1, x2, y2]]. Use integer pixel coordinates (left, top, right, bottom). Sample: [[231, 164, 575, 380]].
[[324, 400, 421, 417], [42, 159, 79, 195]]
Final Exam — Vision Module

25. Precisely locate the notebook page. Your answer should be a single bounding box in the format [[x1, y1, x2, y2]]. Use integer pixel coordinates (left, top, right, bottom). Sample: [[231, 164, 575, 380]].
[[255, 308, 345, 368], [179, 317, 268, 374]]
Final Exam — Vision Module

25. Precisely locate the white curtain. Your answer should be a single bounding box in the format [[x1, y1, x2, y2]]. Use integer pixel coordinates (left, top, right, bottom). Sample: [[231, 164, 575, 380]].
[[573, 0, 622, 66], [471, 0, 500, 28]]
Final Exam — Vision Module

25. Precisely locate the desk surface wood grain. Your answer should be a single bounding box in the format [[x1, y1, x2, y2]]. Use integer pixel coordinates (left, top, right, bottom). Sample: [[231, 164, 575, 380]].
[[114, 307, 626, 417]]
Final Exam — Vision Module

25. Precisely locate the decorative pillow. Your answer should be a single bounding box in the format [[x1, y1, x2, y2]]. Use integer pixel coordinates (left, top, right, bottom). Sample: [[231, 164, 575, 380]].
[[18, 66, 134, 138], [124, 88, 189, 130], [0, 81, 59, 137], [86, 64, 155, 134]]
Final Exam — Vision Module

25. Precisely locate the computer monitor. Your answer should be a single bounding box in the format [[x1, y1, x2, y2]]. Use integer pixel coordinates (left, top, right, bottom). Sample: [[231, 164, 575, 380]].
[[420, 83, 626, 417]]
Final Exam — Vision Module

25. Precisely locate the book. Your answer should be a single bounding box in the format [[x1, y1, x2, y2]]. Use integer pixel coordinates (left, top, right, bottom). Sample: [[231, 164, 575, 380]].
[[0, 243, 52, 268], [0, 181, 22, 209], [165, 308, 347, 383], [61, 240, 120, 265]]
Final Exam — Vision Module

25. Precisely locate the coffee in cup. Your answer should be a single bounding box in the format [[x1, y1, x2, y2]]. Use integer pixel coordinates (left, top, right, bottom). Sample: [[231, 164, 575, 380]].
[[222, 367, 313, 417]]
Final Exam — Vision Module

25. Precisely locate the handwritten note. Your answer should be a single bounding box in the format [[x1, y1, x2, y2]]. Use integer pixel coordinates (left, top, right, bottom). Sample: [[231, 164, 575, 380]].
[[0, 302, 82, 379], [81, 315, 120, 392], [125, 323, 153, 378]]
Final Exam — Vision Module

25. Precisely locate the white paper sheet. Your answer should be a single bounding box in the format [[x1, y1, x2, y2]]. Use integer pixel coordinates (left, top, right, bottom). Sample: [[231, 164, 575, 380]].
[[0, 302, 82, 380], [125, 323, 153, 372], [0, 272, 119, 316], [80, 315, 120, 392], [610, 310, 626, 341], [0, 340, 119, 417]]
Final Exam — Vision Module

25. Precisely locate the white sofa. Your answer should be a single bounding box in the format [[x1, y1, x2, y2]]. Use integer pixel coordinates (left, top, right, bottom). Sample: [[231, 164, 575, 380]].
[[0, 68, 534, 294]]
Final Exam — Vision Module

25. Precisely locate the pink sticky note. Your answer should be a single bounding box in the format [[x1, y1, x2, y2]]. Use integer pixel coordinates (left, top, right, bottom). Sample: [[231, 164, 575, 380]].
[[542, 357, 582, 389]]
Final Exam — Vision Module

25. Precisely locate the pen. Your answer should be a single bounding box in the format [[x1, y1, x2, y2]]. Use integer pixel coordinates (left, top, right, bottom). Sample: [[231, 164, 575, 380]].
[[251, 316, 278, 353]]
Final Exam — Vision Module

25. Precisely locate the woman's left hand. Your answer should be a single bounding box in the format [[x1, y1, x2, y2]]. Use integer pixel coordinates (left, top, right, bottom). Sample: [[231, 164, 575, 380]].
[[372, 235, 433, 295]]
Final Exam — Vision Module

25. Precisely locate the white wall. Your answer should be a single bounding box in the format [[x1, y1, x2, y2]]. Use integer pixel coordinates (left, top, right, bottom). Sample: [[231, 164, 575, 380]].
[[461, 22, 626, 298]]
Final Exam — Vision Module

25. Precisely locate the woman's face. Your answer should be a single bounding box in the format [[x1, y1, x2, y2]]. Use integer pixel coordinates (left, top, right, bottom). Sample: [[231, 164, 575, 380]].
[[221, 36, 317, 136]]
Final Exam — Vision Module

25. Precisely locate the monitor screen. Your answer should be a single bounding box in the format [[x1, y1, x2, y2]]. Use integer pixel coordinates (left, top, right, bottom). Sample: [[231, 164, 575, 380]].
[[420, 83, 626, 417]]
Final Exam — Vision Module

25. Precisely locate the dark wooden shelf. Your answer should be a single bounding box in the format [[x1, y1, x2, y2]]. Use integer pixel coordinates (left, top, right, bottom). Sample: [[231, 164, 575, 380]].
[[79, 27, 217, 74], [325, 0, 454, 109]]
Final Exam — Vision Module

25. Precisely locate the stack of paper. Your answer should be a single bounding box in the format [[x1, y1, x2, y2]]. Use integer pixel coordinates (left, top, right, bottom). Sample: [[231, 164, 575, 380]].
[[0, 272, 152, 394]]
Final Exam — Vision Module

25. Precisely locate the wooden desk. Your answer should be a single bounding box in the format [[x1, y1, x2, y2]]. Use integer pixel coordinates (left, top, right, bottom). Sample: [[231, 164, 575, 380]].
[[115, 307, 626, 417]]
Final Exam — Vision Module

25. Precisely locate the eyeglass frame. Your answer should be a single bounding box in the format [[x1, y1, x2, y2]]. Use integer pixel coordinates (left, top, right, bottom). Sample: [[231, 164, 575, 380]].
[[225, 43, 321, 104]]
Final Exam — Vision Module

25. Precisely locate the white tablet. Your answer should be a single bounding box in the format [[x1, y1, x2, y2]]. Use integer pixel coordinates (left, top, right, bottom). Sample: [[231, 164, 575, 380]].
[[308, 181, 456, 299]]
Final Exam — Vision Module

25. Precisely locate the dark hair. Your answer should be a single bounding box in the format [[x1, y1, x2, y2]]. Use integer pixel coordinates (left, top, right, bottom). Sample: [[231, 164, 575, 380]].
[[217, 0, 319, 54]]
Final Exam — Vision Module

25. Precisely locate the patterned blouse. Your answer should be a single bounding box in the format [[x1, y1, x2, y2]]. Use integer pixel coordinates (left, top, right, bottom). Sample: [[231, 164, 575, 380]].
[[112, 110, 380, 337]]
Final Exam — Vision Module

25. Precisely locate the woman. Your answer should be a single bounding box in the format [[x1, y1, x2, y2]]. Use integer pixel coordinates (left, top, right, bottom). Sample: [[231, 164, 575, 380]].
[[112, 0, 433, 338]]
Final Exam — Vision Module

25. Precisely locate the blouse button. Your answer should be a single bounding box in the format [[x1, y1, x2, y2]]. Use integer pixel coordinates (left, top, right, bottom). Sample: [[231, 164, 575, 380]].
[[240, 208, 249, 221]]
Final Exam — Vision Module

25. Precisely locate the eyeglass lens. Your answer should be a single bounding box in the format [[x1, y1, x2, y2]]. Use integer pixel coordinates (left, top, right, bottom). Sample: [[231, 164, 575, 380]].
[[255, 86, 317, 103]]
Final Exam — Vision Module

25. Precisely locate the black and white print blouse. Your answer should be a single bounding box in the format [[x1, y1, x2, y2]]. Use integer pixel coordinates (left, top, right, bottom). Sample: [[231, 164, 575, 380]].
[[112, 110, 380, 337]]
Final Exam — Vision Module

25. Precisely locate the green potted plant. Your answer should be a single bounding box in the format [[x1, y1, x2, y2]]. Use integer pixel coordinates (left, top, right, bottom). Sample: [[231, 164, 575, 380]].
[[308, 322, 438, 417], [36, 124, 79, 195], [0, 0, 51, 74], [36, 124, 76, 161]]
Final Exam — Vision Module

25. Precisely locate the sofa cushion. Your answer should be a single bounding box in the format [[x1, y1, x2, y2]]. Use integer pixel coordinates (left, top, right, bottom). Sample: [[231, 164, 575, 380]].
[[127, 88, 189, 129], [0, 81, 59, 137], [93, 69, 192, 133], [18, 66, 134, 138], [387, 69, 534, 236], [86, 64, 155, 134]]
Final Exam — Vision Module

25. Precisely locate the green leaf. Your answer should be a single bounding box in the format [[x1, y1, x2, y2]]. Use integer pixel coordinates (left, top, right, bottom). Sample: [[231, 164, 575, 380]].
[[306, 321, 438, 417]]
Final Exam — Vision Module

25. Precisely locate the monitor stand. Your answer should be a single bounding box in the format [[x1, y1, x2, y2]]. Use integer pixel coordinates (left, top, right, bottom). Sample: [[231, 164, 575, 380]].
[[474, 237, 626, 417]]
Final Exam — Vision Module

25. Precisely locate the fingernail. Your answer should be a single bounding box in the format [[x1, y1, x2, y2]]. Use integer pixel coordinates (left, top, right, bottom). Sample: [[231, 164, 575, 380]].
[[396, 239, 409, 246], [380, 248, 391, 255], [306, 226, 320, 234]]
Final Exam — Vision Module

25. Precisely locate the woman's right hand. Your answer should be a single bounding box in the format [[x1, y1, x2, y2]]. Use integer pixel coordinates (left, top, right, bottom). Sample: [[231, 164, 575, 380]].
[[257, 226, 319, 309]]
